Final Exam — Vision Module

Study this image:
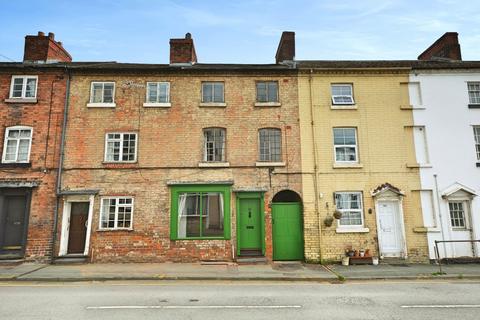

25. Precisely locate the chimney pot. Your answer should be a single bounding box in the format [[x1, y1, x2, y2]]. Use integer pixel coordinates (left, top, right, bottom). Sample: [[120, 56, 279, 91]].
[[185, 32, 191, 39], [48, 32, 55, 40], [38, 31, 45, 36]]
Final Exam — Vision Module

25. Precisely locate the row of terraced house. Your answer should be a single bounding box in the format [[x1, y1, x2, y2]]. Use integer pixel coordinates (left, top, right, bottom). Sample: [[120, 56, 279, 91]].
[[0, 31, 479, 264]]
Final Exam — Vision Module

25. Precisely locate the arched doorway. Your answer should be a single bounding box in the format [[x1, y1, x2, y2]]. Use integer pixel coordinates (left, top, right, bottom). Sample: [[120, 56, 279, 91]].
[[271, 190, 304, 261]]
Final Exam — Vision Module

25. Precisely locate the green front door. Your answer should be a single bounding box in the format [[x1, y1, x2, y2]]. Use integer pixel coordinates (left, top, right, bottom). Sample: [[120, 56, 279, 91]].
[[238, 198, 262, 251], [272, 202, 303, 260]]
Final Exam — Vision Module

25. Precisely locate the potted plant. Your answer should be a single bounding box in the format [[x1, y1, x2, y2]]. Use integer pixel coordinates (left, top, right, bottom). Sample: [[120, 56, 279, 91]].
[[324, 215, 334, 227], [333, 209, 342, 219]]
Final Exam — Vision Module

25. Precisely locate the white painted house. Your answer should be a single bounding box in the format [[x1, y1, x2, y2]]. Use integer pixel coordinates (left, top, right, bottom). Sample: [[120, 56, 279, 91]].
[[410, 33, 480, 260]]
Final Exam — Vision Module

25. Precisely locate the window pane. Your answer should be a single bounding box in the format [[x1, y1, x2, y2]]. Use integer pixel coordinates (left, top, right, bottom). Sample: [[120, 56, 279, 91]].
[[159, 83, 169, 103], [103, 83, 114, 103], [468, 82, 480, 104], [8, 130, 19, 138], [259, 129, 281, 162], [449, 202, 466, 228], [202, 193, 224, 236], [147, 83, 158, 103], [92, 83, 103, 103], [202, 83, 213, 102], [5, 140, 18, 161], [267, 82, 278, 102], [178, 193, 201, 237], [213, 83, 224, 102], [17, 139, 30, 161], [25, 78, 37, 97], [256, 82, 267, 102], [12, 78, 24, 97]]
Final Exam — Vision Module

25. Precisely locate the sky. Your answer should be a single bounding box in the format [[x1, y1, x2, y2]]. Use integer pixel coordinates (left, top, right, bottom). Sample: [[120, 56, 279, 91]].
[[1, 0, 479, 64]]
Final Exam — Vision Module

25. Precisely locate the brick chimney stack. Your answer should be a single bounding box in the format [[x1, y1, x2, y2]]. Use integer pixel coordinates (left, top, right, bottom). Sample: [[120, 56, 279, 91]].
[[275, 31, 295, 64], [23, 31, 72, 63], [169, 33, 197, 65], [418, 32, 462, 61]]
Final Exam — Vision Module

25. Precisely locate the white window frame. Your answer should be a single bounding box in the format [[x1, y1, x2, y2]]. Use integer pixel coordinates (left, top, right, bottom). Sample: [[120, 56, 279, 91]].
[[335, 191, 364, 228], [2, 126, 33, 163], [333, 127, 358, 163], [474, 126, 480, 161], [448, 201, 468, 230], [99, 197, 134, 230], [104, 132, 138, 163], [203, 128, 226, 162], [144, 81, 171, 107], [9, 75, 38, 99], [201, 82, 225, 103], [331, 84, 354, 105], [87, 81, 116, 107], [467, 82, 480, 105]]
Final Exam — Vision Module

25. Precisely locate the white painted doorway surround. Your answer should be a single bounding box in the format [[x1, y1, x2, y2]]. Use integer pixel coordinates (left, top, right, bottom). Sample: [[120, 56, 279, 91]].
[[58, 194, 95, 257], [372, 184, 407, 259]]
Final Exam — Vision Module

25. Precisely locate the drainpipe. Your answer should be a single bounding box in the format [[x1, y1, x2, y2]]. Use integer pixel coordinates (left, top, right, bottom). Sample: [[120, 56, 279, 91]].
[[433, 174, 448, 260], [308, 69, 322, 262], [50, 66, 71, 263]]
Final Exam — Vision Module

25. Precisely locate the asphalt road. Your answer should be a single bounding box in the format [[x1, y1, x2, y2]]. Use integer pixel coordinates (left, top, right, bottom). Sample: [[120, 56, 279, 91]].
[[1, 280, 480, 319]]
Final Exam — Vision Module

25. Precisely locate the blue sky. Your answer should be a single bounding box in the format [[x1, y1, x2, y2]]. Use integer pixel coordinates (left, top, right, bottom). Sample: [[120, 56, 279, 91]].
[[1, 0, 479, 63]]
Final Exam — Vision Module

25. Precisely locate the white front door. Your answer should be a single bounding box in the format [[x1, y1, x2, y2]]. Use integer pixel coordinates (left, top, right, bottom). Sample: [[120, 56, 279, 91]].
[[378, 201, 403, 257], [448, 201, 474, 257]]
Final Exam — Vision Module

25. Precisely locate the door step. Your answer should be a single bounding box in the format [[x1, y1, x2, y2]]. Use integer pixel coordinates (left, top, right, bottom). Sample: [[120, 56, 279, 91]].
[[239, 249, 262, 256], [380, 257, 409, 266], [54, 255, 88, 264], [236, 256, 268, 265]]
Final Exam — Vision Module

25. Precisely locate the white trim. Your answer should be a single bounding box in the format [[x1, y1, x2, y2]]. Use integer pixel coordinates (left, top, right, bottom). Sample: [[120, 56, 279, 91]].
[[335, 227, 369, 233], [333, 127, 358, 164], [254, 102, 281, 107], [199, 102, 227, 107], [87, 102, 116, 108], [104, 132, 138, 163], [2, 126, 33, 163], [58, 196, 95, 257], [330, 104, 357, 110], [9, 75, 38, 99], [332, 163, 363, 169], [99, 196, 135, 231], [442, 182, 477, 198], [89, 81, 116, 104], [143, 102, 171, 108]]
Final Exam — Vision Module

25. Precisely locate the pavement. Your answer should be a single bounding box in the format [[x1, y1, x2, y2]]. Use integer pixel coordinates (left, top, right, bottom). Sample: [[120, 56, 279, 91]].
[[0, 261, 478, 282]]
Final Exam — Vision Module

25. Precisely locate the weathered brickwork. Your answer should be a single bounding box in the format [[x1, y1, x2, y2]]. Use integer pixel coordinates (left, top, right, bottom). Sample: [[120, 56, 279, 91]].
[[0, 69, 67, 261], [298, 70, 429, 263], [60, 70, 302, 262]]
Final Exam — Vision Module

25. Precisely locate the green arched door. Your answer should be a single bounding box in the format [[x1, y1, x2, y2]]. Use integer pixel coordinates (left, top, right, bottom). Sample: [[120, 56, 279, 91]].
[[272, 202, 303, 260]]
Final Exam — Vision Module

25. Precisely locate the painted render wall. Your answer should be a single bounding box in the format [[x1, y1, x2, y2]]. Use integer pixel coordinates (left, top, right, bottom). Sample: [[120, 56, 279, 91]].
[[299, 69, 429, 263], [411, 70, 480, 260], [58, 71, 302, 263]]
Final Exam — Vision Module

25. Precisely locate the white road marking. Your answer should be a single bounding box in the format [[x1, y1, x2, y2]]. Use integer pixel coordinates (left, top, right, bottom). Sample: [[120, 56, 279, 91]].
[[401, 305, 480, 308], [87, 305, 302, 310]]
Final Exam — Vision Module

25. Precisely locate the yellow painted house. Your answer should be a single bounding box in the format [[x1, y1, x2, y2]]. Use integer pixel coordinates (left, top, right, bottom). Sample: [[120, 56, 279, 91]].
[[296, 61, 429, 263]]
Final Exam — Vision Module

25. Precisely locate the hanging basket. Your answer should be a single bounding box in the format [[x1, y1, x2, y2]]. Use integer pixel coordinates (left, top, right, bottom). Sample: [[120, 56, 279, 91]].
[[324, 216, 334, 227], [333, 210, 342, 220]]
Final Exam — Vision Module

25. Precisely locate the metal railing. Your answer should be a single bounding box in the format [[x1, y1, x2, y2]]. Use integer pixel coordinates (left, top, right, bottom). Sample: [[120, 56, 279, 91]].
[[434, 239, 480, 274]]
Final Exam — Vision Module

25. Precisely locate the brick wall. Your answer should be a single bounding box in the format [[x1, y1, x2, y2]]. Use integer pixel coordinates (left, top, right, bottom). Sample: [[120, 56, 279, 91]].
[[298, 70, 429, 263], [60, 70, 302, 263], [0, 68, 67, 261]]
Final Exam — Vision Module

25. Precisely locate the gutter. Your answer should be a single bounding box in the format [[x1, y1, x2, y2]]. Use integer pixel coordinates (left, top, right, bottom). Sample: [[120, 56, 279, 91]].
[[50, 66, 71, 264]]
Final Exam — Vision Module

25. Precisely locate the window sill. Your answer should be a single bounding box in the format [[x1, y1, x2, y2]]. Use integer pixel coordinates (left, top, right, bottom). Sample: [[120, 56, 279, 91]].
[[468, 104, 480, 109], [172, 237, 228, 241], [198, 162, 230, 168], [400, 104, 426, 110], [406, 163, 432, 168], [331, 104, 357, 110], [143, 102, 171, 108], [255, 162, 286, 167], [255, 102, 281, 107], [97, 228, 133, 232], [87, 102, 116, 108], [4, 98, 37, 104], [199, 102, 227, 108], [336, 227, 369, 233], [333, 163, 363, 169], [0, 162, 32, 168], [102, 162, 138, 168]]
